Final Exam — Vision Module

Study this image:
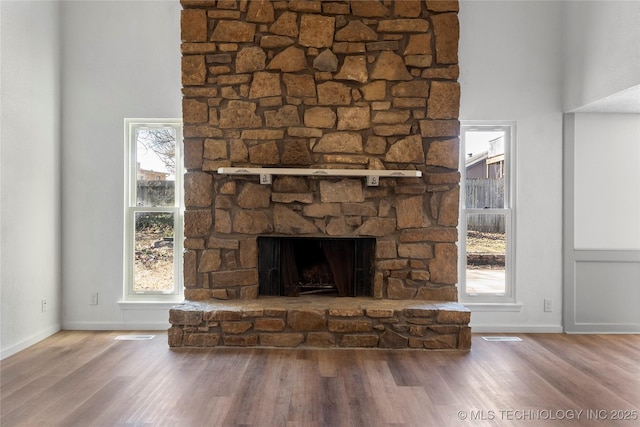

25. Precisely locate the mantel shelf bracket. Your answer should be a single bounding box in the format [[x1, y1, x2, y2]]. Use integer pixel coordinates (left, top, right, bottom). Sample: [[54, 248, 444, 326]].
[[216, 167, 422, 187]]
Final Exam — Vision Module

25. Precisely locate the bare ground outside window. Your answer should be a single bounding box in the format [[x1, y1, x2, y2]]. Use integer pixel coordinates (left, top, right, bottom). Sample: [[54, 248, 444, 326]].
[[467, 230, 505, 258], [134, 214, 174, 292]]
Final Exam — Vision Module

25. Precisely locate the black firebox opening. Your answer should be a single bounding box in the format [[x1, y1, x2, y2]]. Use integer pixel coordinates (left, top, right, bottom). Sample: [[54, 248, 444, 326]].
[[258, 237, 375, 297]]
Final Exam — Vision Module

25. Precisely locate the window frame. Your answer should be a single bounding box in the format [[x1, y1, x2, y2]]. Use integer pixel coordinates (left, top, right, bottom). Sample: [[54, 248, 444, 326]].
[[459, 121, 517, 305], [123, 118, 184, 302]]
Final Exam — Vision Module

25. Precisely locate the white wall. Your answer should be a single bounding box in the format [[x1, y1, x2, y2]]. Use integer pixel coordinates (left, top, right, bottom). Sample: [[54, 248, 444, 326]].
[[60, 0, 182, 329], [574, 114, 640, 250], [1, 1, 62, 358], [459, 0, 564, 332], [57, 0, 568, 334], [563, 1, 640, 112]]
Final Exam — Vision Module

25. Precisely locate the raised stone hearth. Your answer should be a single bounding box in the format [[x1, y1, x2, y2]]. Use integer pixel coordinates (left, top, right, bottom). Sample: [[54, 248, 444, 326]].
[[173, 0, 470, 349], [169, 297, 471, 350]]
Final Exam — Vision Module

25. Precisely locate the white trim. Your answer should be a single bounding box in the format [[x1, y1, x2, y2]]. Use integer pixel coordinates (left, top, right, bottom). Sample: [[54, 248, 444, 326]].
[[574, 249, 640, 262], [62, 321, 170, 331], [470, 324, 564, 333], [563, 114, 576, 332], [463, 302, 523, 312], [565, 329, 640, 334], [1, 324, 61, 360], [118, 300, 183, 310]]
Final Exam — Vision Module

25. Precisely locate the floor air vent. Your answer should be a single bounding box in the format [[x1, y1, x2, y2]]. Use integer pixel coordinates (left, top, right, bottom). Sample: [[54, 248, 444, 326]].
[[114, 335, 155, 341], [482, 336, 523, 342]]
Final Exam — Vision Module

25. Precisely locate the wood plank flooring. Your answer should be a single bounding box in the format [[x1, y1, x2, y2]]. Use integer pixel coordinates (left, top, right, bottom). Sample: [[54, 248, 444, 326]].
[[1, 332, 639, 426]]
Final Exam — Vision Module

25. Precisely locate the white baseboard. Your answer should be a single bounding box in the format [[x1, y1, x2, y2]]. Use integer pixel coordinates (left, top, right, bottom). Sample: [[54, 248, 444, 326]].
[[470, 324, 564, 333], [565, 327, 640, 334], [62, 321, 170, 331], [1, 324, 61, 360]]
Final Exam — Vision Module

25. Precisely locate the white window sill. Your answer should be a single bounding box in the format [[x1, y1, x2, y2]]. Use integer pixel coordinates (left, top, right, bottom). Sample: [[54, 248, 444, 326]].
[[462, 302, 523, 312], [118, 300, 184, 310]]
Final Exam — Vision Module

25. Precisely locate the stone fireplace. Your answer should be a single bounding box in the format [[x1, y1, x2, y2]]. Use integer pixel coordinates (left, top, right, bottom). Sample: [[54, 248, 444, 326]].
[[169, 0, 471, 349]]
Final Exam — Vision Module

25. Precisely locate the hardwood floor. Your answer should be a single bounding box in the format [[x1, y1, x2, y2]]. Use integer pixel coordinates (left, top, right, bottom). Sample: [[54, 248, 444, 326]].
[[1, 332, 639, 426]]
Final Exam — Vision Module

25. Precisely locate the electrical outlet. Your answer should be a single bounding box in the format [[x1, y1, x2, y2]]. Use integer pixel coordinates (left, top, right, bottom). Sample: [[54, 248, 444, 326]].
[[41, 299, 48, 313], [90, 292, 99, 305], [544, 298, 553, 312]]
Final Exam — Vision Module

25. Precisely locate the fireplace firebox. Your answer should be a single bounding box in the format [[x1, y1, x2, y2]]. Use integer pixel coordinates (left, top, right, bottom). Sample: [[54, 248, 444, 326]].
[[258, 237, 375, 297]]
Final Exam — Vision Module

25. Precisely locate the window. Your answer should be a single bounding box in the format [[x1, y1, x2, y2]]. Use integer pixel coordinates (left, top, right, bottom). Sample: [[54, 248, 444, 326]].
[[124, 119, 183, 301], [459, 122, 516, 303]]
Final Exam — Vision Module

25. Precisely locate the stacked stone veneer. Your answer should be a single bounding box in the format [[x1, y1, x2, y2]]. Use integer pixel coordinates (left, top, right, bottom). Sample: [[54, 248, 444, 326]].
[[181, 0, 459, 301], [169, 299, 471, 349], [174, 0, 467, 348]]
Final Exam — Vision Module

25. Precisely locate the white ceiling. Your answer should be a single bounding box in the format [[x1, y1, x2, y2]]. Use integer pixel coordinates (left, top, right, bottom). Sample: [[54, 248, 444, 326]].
[[570, 85, 640, 114]]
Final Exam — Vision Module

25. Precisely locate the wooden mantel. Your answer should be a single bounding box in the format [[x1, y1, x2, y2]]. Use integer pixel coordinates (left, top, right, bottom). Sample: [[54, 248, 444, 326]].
[[216, 167, 422, 186]]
